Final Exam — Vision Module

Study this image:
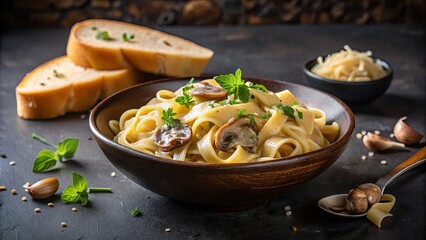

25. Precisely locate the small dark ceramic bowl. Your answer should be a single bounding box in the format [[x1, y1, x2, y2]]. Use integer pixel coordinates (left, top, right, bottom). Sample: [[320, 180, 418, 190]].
[[303, 57, 393, 105], [89, 77, 355, 211]]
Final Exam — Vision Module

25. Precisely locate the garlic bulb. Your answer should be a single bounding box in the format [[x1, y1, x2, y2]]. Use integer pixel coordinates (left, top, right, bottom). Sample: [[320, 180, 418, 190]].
[[25, 177, 59, 199], [363, 132, 405, 151], [394, 116, 423, 145]]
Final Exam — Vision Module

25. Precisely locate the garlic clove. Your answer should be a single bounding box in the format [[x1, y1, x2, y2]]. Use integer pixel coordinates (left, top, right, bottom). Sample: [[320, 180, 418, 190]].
[[393, 116, 423, 145], [363, 132, 405, 151], [25, 177, 59, 200]]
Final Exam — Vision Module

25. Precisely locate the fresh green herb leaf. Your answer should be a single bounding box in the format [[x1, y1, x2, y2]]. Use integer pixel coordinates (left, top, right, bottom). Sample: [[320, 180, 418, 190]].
[[248, 83, 268, 92], [248, 114, 255, 124], [261, 111, 272, 119], [219, 99, 240, 106], [61, 185, 80, 203], [32, 133, 79, 172], [57, 138, 79, 160], [175, 94, 195, 108], [187, 77, 194, 86], [53, 69, 65, 78], [296, 110, 303, 119], [96, 31, 110, 40], [208, 101, 215, 108], [236, 109, 255, 124], [237, 109, 246, 119], [131, 208, 142, 217], [273, 103, 303, 120], [32, 149, 58, 173], [72, 171, 88, 192], [122, 33, 135, 42], [214, 68, 250, 103], [61, 172, 112, 206], [161, 108, 181, 127]]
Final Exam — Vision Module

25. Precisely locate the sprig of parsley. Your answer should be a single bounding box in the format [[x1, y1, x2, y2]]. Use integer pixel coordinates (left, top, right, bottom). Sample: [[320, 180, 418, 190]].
[[32, 133, 79, 173], [261, 111, 271, 119], [236, 109, 255, 124], [175, 78, 195, 108], [96, 31, 110, 40], [273, 103, 303, 120], [219, 99, 240, 106], [214, 69, 250, 102], [122, 33, 135, 42], [214, 69, 268, 103], [161, 108, 181, 128], [61, 172, 112, 206]]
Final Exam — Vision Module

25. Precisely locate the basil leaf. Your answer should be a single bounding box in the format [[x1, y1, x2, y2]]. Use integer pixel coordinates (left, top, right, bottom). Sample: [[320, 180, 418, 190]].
[[32, 149, 58, 173], [57, 138, 79, 160], [79, 191, 89, 206], [61, 185, 79, 203], [72, 171, 88, 192], [214, 74, 235, 93]]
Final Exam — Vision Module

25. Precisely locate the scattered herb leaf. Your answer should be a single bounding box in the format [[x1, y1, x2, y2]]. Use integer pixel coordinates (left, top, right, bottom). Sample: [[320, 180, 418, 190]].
[[219, 99, 240, 106], [53, 69, 64, 78], [176, 78, 195, 108], [248, 83, 268, 92], [61, 172, 112, 206], [273, 103, 303, 120], [32, 133, 79, 172], [96, 31, 110, 40], [208, 101, 215, 108], [161, 108, 181, 128], [296, 110, 303, 119], [131, 208, 142, 217], [261, 111, 272, 119], [122, 33, 135, 42], [236, 109, 255, 124]]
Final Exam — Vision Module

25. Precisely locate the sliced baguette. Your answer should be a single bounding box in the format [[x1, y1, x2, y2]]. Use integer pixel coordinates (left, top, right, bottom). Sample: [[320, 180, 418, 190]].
[[67, 19, 214, 77], [16, 56, 141, 119]]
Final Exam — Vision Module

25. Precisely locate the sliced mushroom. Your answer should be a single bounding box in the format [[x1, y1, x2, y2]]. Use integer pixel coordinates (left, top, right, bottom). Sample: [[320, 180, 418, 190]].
[[189, 82, 227, 100], [153, 124, 192, 152], [215, 118, 258, 153]]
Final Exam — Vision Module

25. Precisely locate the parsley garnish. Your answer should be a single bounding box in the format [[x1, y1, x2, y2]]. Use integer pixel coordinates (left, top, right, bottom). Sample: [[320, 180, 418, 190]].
[[32, 133, 79, 172], [161, 108, 181, 127], [273, 103, 303, 120], [53, 69, 64, 78], [96, 31, 110, 40], [248, 83, 268, 92], [208, 101, 215, 108], [61, 172, 112, 206], [214, 69, 268, 102], [131, 208, 142, 217], [214, 69, 250, 103], [261, 111, 271, 119], [175, 78, 195, 108], [122, 33, 135, 42], [236, 109, 255, 124], [219, 99, 240, 106]]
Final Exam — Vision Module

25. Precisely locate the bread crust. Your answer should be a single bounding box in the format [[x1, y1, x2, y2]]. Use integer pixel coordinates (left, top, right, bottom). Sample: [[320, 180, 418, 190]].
[[67, 19, 213, 77], [16, 56, 141, 119]]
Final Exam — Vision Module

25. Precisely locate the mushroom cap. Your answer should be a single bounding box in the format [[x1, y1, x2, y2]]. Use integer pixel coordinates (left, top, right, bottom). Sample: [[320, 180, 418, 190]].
[[345, 188, 369, 214], [358, 183, 382, 206], [215, 117, 258, 153], [153, 124, 192, 152], [189, 82, 227, 100]]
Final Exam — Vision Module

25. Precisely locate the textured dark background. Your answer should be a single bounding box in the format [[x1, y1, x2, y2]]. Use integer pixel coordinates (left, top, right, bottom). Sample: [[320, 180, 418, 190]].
[[1, 0, 425, 30]]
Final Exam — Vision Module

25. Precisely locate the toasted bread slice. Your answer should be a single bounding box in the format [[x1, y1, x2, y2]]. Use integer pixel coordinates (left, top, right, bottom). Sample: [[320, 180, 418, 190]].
[[67, 19, 214, 77], [16, 56, 141, 119]]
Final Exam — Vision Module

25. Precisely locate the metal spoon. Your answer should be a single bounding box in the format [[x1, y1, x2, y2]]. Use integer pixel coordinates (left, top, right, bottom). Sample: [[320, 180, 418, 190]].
[[318, 146, 426, 217]]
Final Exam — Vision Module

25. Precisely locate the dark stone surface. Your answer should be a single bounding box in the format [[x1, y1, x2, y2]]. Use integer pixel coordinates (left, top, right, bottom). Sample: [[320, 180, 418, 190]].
[[0, 25, 425, 239]]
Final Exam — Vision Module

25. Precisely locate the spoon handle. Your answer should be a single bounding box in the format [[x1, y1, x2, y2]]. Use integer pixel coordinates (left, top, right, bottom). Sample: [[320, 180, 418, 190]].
[[375, 146, 426, 194]]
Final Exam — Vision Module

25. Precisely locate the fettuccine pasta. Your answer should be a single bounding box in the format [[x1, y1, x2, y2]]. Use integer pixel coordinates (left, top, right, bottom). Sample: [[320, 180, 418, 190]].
[[109, 75, 339, 164]]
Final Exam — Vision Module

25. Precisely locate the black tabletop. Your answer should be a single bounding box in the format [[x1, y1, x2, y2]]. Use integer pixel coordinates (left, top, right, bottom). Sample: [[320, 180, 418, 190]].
[[0, 25, 425, 240]]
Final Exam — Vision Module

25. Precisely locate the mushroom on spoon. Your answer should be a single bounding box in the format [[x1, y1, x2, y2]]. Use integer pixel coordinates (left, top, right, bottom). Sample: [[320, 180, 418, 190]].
[[318, 146, 426, 217]]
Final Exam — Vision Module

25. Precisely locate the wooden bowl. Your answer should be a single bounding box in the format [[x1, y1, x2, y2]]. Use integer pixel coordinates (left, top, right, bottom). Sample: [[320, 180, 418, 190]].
[[89, 77, 355, 211]]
